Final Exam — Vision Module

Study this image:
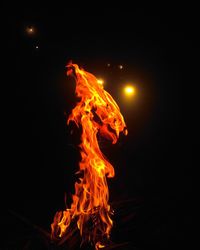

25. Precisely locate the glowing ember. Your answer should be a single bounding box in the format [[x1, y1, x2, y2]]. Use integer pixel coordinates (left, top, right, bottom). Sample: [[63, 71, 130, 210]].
[[97, 78, 104, 85], [51, 63, 127, 249], [26, 26, 35, 35], [124, 85, 135, 96]]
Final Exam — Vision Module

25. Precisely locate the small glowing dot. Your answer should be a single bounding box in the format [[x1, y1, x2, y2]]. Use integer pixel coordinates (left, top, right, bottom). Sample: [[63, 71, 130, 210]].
[[107, 63, 111, 67], [27, 27, 34, 33], [26, 26, 36, 36], [35, 45, 39, 49], [119, 65, 123, 69], [97, 79, 104, 85], [124, 85, 135, 96]]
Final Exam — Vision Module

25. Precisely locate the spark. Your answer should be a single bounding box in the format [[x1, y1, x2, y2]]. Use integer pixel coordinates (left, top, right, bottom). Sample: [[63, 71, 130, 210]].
[[97, 78, 104, 85], [26, 26, 36, 36], [28, 28, 33, 33], [124, 85, 135, 96]]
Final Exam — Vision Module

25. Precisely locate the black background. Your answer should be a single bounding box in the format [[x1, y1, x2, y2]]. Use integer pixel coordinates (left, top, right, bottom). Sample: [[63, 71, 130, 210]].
[[2, 4, 195, 250]]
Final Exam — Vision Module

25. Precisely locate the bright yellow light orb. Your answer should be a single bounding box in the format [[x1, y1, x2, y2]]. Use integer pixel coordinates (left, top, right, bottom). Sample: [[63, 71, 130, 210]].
[[97, 79, 104, 85], [124, 85, 135, 96]]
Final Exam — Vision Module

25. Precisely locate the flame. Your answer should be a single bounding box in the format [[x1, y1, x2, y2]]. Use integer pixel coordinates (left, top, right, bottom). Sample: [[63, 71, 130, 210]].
[[51, 63, 127, 249]]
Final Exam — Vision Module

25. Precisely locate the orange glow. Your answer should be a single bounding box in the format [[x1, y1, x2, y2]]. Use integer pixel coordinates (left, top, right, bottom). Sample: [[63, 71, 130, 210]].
[[97, 78, 104, 85], [51, 63, 127, 249], [26, 26, 35, 35], [124, 85, 135, 96]]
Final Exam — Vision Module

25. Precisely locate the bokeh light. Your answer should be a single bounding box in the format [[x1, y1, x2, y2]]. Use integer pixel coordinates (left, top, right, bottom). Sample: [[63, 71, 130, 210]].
[[124, 85, 135, 96], [26, 26, 36, 36], [97, 79, 104, 85]]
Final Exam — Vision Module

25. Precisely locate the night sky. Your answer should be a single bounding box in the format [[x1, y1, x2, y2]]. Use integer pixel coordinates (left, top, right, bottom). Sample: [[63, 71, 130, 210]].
[[2, 5, 195, 250]]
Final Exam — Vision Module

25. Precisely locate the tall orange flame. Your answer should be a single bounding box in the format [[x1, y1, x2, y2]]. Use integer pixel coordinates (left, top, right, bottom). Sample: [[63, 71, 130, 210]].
[[51, 63, 127, 249]]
